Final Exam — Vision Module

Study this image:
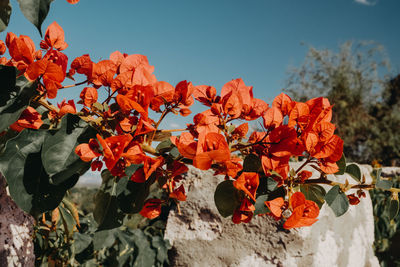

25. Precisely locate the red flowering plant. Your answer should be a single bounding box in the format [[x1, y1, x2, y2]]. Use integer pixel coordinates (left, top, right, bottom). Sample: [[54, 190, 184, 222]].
[[0, 17, 398, 238]]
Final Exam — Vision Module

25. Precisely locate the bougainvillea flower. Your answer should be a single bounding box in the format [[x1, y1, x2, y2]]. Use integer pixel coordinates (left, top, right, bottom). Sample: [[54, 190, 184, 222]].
[[221, 78, 253, 111], [121, 142, 146, 164], [221, 90, 243, 119], [0, 40, 6, 55], [288, 102, 310, 129], [311, 134, 343, 161], [193, 109, 219, 138], [43, 49, 69, 74], [233, 172, 259, 202], [261, 155, 290, 182], [174, 80, 194, 107], [214, 157, 243, 178], [232, 198, 254, 224], [171, 132, 198, 159], [193, 85, 217, 107], [96, 134, 133, 170], [242, 98, 269, 121], [79, 87, 98, 108], [150, 81, 175, 111], [91, 159, 103, 171], [265, 197, 285, 218], [298, 170, 313, 183], [70, 54, 93, 79], [272, 93, 293, 116], [7, 34, 36, 72], [116, 94, 146, 114], [58, 99, 76, 117], [263, 106, 283, 130], [134, 117, 156, 136], [232, 123, 249, 139], [139, 198, 162, 219], [75, 139, 102, 162], [347, 194, 361, 205], [143, 156, 164, 180], [66, 0, 80, 4], [42, 22, 68, 51], [9, 106, 43, 132], [193, 132, 230, 170], [169, 184, 187, 201], [284, 192, 319, 229], [26, 59, 65, 98], [267, 125, 298, 157], [91, 59, 117, 86]]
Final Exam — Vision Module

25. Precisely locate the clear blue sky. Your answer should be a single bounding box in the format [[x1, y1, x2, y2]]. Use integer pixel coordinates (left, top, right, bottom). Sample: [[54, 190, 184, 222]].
[[3, 0, 400, 129]]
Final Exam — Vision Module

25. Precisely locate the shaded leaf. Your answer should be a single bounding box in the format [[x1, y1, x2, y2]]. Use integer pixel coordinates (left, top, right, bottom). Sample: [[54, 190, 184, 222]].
[[335, 153, 346, 175], [389, 198, 399, 220], [214, 180, 241, 217], [242, 154, 262, 172], [0, 66, 38, 132], [93, 170, 124, 230], [375, 168, 393, 190], [0, 0, 11, 32], [300, 184, 326, 209], [17, 0, 54, 35], [254, 195, 270, 215], [325, 185, 349, 217], [41, 114, 95, 183], [0, 129, 79, 215], [345, 163, 361, 182], [156, 138, 174, 153]]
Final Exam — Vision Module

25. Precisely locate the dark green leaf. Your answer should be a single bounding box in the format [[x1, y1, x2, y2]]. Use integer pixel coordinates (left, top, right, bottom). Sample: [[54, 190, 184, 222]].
[[41, 114, 95, 183], [116, 175, 152, 214], [214, 180, 241, 217], [0, 66, 38, 132], [93, 170, 124, 230], [325, 185, 349, 217], [156, 139, 174, 153], [254, 195, 270, 215], [58, 204, 76, 238], [0, 129, 79, 215], [169, 147, 180, 159], [242, 154, 262, 172], [256, 176, 278, 196], [389, 198, 399, 220], [345, 163, 361, 182], [0, 0, 11, 32], [17, 0, 54, 35], [335, 153, 346, 175], [73, 232, 92, 254], [92, 228, 117, 251], [300, 184, 326, 209]]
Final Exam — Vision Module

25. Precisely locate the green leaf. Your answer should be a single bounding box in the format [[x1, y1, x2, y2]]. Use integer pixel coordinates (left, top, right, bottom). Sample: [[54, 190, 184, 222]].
[[345, 163, 361, 182], [0, 0, 11, 32], [58, 204, 76, 238], [256, 176, 278, 196], [300, 184, 326, 209], [17, 0, 54, 35], [254, 195, 270, 215], [0, 66, 38, 132], [73, 232, 92, 254], [156, 139, 174, 153], [41, 114, 95, 183], [375, 168, 393, 190], [92, 228, 117, 251], [0, 129, 79, 215], [214, 180, 241, 217], [116, 175, 153, 214], [335, 153, 346, 175], [325, 185, 349, 217], [242, 154, 262, 172], [169, 147, 180, 159], [389, 198, 399, 220], [93, 170, 124, 230]]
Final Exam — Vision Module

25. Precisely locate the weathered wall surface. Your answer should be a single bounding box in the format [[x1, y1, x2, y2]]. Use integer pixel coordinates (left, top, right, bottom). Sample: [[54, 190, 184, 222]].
[[165, 163, 380, 267], [0, 174, 35, 267]]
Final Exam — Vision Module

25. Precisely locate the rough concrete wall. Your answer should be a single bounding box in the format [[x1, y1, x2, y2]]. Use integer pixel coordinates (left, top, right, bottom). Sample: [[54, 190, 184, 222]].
[[165, 163, 380, 267], [0, 173, 35, 267]]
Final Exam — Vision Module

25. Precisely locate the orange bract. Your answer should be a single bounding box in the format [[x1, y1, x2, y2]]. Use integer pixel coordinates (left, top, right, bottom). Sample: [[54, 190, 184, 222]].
[[284, 192, 319, 229]]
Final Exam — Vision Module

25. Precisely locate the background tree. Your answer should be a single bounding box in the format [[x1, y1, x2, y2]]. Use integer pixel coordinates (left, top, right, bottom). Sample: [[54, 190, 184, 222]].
[[285, 41, 398, 165]]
